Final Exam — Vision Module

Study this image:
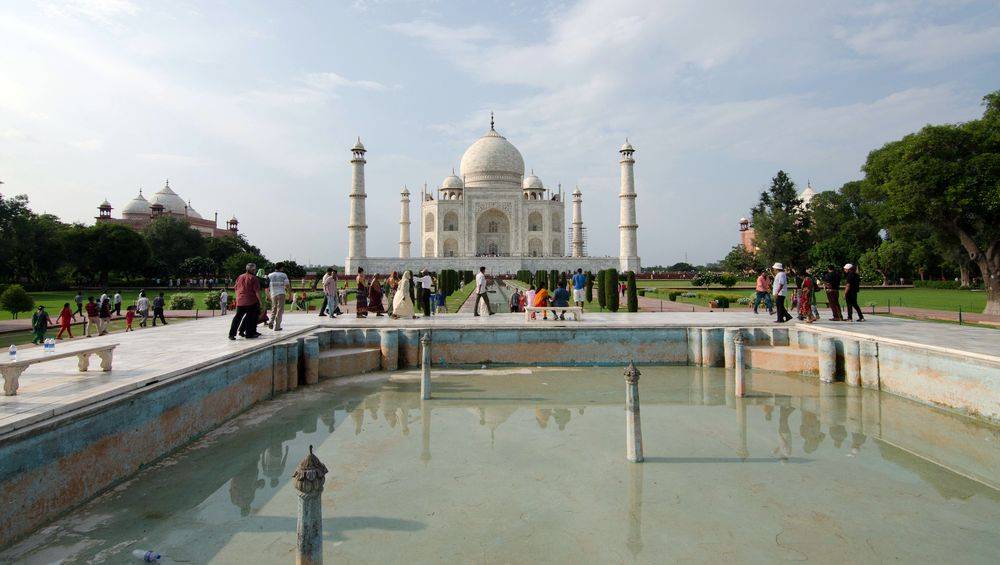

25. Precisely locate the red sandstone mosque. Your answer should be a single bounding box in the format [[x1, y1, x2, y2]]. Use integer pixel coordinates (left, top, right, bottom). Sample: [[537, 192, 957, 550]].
[[96, 180, 238, 238]]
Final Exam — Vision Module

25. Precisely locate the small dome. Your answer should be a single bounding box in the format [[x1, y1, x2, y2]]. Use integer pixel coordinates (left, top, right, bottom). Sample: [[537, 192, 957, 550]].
[[522, 171, 544, 190], [122, 190, 150, 215], [229, 216, 238, 223], [401, 186, 410, 195], [99, 199, 111, 208], [572, 186, 582, 196], [739, 217, 748, 223], [441, 170, 464, 190], [620, 139, 635, 152], [185, 200, 202, 219], [352, 137, 365, 152], [151, 180, 188, 215], [460, 126, 525, 188]]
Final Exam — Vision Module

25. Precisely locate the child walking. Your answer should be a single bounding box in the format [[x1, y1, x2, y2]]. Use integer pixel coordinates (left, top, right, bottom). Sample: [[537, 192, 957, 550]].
[[125, 305, 136, 332], [56, 302, 74, 339]]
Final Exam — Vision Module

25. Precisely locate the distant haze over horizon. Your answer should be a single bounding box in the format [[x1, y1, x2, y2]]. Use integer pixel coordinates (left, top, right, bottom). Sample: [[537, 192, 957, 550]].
[[2, 1, 998, 265]]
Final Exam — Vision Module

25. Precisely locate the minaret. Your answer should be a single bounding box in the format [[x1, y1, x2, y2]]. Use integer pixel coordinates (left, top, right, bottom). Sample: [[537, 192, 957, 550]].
[[347, 138, 367, 271], [571, 186, 584, 257], [399, 186, 411, 258], [618, 139, 640, 272]]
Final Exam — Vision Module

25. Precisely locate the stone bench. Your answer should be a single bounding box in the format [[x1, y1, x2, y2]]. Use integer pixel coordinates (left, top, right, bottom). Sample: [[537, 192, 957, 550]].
[[524, 306, 583, 321], [1, 343, 119, 396]]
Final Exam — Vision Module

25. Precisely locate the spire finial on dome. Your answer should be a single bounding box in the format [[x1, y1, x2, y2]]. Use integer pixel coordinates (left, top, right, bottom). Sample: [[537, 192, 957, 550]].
[[165, 179, 169, 188], [490, 111, 494, 131]]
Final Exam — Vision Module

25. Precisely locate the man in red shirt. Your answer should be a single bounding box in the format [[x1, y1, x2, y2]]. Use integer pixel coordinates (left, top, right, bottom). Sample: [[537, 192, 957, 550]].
[[229, 263, 262, 340]]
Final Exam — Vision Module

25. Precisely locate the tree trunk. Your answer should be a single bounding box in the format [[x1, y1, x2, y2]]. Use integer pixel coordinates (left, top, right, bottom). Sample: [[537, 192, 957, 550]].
[[985, 273, 1000, 316], [959, 265, 971, 287]]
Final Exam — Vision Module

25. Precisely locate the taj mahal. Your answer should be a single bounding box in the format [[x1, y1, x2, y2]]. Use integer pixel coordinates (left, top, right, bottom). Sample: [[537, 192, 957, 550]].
[[344, 116, 640, 274]]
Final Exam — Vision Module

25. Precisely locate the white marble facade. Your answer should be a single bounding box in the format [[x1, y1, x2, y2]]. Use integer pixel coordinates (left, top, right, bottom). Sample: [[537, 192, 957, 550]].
[[346, 118, 638, 274]]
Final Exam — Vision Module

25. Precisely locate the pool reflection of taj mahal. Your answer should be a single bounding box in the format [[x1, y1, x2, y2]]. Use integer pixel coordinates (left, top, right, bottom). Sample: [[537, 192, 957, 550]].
[[344, 115, 640, 274]]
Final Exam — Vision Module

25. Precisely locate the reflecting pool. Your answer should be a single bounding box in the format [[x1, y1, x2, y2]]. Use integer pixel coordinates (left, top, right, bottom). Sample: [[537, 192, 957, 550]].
[[3, 366, 998, 563]]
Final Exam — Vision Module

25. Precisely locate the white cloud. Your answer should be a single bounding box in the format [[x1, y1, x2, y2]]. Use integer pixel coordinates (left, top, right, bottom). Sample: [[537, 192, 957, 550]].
[[43, 0, 137, 25], [302, 72, 390, 92]]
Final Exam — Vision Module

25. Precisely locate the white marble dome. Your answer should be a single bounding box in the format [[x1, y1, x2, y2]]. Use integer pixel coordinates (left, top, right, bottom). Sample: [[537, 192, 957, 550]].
[[522, 172, 543, 190], [441, 172, 464, 189], [122, 191, 150, 216], [460, 128, 524, 188], [151, 181, 188, 215], [185, 201, 202, 219]]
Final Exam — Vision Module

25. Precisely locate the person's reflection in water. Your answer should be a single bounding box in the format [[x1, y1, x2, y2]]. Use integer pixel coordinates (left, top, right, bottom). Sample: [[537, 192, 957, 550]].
[[260, 443, 289, 487], [773, 405, 795, 460], [398, 408, 411, 436], [351, 406, 365, 435], [229, 456, 264, 516], [535, 408, 552, 429], [553, 408, 571, 431], [384, 406, 399, 429], [626, 462, 644, 557], [762, 404, 774, 422], [829, 423, 848, 449], [849, 432, 867, 456], [799, 411, 826, 454], [366, 394, 382, 421]]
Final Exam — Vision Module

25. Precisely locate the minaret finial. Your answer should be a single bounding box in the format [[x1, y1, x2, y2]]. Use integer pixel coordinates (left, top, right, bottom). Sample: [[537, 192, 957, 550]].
[[490, 111, 495, 130]]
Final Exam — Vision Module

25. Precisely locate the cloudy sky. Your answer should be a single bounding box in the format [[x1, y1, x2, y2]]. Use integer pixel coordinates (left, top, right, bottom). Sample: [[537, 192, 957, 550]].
[[1, 0, 998, 266]]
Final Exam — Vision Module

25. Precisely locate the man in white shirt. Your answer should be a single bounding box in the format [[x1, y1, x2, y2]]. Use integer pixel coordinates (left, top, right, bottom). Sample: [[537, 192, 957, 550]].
[[113, 292, 123, 316], [771, 262, 792, 323], [266, 263, 291, 331], [219, 289, 229, 315], [135, 291, 150, 328], [418, 269, 434, 317], [473, 266, 493, 316]]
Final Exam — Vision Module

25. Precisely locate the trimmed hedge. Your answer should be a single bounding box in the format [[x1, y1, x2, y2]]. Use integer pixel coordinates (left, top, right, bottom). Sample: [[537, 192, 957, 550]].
[[626, 271, 638, 312]]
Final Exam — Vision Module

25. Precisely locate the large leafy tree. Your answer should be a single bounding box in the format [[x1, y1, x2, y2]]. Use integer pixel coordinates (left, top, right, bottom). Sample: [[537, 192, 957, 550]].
[[864, 92, 1000, 314], [144, 217, 206, 277], [88, 223, 150, 283], [750, 171, 813, 270], [808, 181, 881, 269], [721, 245, 763, 276]]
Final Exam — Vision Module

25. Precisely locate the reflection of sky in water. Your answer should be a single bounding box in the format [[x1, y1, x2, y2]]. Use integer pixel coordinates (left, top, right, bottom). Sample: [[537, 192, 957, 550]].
[[3, 367, 998, 564]]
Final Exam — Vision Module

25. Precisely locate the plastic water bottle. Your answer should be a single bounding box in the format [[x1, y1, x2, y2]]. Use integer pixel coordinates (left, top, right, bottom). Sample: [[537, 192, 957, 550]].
[[43, 339, 52, 353], [132, 549, 161, 562], [8, 344, 15, 359]]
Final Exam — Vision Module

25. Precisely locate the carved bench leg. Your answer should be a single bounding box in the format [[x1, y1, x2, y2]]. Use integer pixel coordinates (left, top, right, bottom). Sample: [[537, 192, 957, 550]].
[[2, 366, 26, 396], [77, 352, 92, 372], [97, 350, 114, 372]]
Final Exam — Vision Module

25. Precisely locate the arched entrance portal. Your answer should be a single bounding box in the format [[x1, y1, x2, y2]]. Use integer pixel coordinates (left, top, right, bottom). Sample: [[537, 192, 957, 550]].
[[475, 208, 511, 256]]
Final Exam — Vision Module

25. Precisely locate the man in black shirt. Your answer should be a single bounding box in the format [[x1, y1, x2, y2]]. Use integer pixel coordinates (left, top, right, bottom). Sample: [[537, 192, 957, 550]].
[[843, 264, 864, 322], [824, 265, 844, 321]]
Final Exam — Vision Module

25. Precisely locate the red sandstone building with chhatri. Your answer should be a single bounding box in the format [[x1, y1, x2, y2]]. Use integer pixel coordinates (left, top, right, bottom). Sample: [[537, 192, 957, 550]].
[[96, 179, 238, 238]]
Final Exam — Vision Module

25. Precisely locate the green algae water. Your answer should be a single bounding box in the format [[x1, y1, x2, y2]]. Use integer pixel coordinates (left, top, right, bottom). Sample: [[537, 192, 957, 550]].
[[3, 366, 998, 563]]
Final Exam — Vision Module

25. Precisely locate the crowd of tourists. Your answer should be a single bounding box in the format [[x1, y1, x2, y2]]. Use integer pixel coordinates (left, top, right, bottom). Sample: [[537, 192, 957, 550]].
[[755, 263, 865, 324], [29, 289, 168, 344]]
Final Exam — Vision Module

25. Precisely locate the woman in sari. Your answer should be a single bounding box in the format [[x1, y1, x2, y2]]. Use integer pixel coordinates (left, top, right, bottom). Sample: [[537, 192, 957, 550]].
[[355, 267, 368, 318], [391, 270, 416, 319], [799, 268, 818, 323], [368, 274, 385, 316]]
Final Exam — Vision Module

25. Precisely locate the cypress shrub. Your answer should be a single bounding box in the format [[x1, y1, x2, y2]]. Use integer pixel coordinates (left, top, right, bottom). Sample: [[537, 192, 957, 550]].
[[626, 271, 638, 312], [585, 271, 594, 302], [548, 269, 559, 292], [596, 269, 607, 309], [605, 268, 620, 312], [535, 270, 547, 289]]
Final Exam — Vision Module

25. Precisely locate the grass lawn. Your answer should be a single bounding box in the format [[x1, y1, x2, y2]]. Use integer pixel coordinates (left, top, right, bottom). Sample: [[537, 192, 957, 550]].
[[1, 282, 364, 321], [4, 317, 191, 347], [644, 287, 988, 313], [445, 281, 477, 313]]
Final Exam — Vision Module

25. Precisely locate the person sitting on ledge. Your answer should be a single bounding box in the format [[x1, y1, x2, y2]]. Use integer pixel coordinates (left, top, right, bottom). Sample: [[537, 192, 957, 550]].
[[533, 283, 551, 320], [551, 280, 571, 320]]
